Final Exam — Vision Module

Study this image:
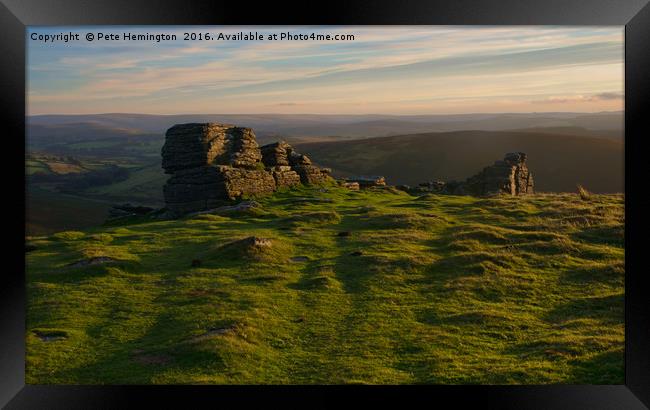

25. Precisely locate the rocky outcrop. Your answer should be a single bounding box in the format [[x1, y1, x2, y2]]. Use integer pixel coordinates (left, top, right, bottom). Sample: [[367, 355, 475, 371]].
[[162, 123, 262, 172], [260, 141, 292, 167], [260, 142, 304, 188], [293, 165, 331, 184], [216, 166, 277, 198], [261, 141, 331, 185], [162, 124, 331, 216], [161, 124, 277, 215], [416, 153, 534, 196], [457, 152, 534, 196], [269, 166, 301, 188]]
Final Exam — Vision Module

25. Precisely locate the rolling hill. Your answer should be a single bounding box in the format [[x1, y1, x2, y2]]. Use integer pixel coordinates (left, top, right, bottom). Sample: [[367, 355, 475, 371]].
[[25, 113, 625, 234], [28, 111, 623, 141], [28, 122, 163, 161], [296, 130, 624, 193]]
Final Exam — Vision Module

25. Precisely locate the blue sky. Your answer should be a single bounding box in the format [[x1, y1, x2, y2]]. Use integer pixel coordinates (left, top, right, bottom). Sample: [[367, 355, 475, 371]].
[[27, 26, 624, 115]]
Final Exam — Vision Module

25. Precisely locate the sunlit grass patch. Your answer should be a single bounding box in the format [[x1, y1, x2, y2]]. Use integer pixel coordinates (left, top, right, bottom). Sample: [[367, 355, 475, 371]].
[[26, 186, 624, 384]]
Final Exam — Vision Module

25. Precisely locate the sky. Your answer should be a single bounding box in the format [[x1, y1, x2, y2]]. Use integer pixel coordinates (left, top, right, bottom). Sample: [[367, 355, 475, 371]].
[[27, 26, 624, 115]]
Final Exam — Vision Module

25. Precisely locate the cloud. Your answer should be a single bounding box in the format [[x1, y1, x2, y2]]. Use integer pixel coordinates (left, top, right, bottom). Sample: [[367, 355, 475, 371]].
[[593, 92, 624, 100], [27, 26, 624, 114], [531, 92, 624, 104]]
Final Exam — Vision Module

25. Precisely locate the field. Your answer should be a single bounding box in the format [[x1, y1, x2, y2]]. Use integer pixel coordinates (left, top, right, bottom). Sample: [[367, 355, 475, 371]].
[[26, 187, 113, 236], [25, 184, 624, 384], [26, 155, 166, 235], [84, 162, 166, 206]]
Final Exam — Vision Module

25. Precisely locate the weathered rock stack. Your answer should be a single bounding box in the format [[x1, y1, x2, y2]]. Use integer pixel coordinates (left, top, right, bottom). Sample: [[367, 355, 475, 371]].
[[260, 141, 331, 185], [414, 153, 534, 196], [162, 123, 331, 215], [458, 152, 534, 196], [261, 141, 306, 187]]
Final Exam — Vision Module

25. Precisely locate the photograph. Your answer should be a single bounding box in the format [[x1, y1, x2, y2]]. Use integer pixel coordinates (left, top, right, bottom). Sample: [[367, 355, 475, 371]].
[[23, 25, 627, 386]]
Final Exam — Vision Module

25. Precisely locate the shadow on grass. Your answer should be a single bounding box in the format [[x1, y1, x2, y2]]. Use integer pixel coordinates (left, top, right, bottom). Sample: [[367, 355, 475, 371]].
[[288, 257, 342, 292], [567, 349, 624, 384], [571, 224, 624, 247], [52, 302, 233, 384], [559, 261, 624, 287], [31, 263, 115, 285], [545, 293, 624, 325]]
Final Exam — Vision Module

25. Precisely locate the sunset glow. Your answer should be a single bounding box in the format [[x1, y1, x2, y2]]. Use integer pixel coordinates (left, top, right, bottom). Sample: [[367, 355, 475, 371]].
[[27, 26, 624, 115]]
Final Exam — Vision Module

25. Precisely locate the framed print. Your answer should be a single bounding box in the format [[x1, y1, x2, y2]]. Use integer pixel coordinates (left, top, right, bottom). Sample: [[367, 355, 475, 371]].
[[2, 0, 649, 408]]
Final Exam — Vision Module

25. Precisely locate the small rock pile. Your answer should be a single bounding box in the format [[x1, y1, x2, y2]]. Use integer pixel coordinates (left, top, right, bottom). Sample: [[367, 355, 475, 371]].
[[343, 176, 387, 189], [162, 123, 332, 215], [341, 181, 360, 191]]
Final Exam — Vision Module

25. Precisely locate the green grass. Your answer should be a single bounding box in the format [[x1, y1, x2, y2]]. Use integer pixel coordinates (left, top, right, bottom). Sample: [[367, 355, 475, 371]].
[[26, 184, 624, 384]]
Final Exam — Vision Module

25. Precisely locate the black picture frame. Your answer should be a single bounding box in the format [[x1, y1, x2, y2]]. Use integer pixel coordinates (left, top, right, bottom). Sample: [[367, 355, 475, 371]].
[[2, 0, 649, 408]]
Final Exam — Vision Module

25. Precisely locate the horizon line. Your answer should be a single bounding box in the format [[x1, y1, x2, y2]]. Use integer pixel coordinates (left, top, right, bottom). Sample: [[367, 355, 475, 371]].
[[27, 110, 625, 117]]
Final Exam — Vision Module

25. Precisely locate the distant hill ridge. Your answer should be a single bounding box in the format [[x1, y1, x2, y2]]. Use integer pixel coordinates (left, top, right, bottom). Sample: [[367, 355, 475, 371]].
[[295, 130, 623, 193], [26, 113, 624, 199], [28, 111, 623, 139]]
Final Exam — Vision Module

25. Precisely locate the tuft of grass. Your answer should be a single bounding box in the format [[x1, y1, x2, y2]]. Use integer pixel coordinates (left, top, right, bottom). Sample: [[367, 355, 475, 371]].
[[208, 236, 292, 264], [577, 184, 591, 201]]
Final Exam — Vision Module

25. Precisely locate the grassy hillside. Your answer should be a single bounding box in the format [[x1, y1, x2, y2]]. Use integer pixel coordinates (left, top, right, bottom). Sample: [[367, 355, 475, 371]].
[[28, 122, 163, 161], [296, 131, 624, 193], [84, 162, 167, 206], [26, 155, 157, 234], [26, 184, 624, 384], [26, 187, 113, 236]]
